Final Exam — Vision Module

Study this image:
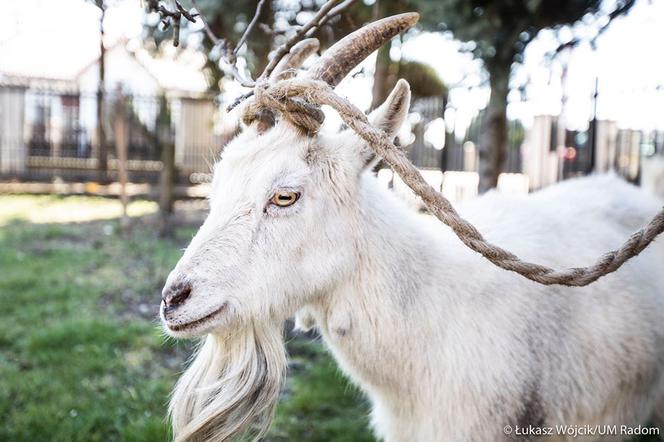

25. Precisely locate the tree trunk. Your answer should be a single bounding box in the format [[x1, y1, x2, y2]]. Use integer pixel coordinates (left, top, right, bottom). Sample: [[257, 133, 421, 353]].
[[158, 96, 175, 237], [114, 91, 130, 234], [248, 0, 273, 77], [159, 138, 176, 238], [370, 0, 398, 110], [96, 3, 107, 182], [371, 40, 393, 110], [440, 95, 449, 173], [478, 64, 510, 193]]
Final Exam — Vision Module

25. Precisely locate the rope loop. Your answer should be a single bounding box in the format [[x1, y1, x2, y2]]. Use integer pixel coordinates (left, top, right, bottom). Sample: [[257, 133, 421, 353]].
[[242, 81, 325, 135]]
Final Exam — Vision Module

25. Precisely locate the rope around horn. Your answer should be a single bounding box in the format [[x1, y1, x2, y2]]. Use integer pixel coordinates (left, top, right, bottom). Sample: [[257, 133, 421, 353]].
[[243, 83, 325, 135], [243, 78, 664, 287]]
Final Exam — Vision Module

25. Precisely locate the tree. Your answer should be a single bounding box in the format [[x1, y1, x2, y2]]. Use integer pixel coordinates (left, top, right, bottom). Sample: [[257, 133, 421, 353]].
[[143, 0, 268, 91], [412, 0, 635, 191], [145, 0, 634, 192], [192, 0, 274, 89], [89, 0, 109, 181], [398, 60, 447, 99]]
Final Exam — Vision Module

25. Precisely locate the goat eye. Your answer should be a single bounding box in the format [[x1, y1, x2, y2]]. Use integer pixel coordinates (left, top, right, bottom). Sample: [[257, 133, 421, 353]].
[[270, 191, 300, 207]]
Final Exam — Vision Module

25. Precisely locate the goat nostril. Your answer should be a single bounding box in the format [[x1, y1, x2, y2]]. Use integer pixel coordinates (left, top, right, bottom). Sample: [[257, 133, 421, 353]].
[[163, 283, 192, 308]]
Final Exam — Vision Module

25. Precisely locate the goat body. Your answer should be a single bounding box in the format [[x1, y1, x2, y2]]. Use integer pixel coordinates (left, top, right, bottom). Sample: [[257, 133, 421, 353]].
[[298, 174, 664, 441]]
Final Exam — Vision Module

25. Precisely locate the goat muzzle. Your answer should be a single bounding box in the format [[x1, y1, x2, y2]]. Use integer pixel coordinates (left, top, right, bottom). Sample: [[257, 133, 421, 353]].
[[162, 281, 192, 311]]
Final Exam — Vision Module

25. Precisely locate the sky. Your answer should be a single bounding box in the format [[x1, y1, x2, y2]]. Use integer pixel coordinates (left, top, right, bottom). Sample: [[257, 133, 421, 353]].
[[0, 0, 141, 79], [1, 0, 663, 131]]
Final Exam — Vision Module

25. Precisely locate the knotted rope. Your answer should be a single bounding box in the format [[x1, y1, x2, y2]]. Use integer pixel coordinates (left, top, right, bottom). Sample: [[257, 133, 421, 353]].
[[242, 78, 664, 287], [243, 84, 325, 135]]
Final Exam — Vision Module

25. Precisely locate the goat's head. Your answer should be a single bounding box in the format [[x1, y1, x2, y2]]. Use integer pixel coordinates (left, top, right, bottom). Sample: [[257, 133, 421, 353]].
[[161, 79, 412, 339], [160, 12, 417, 442]]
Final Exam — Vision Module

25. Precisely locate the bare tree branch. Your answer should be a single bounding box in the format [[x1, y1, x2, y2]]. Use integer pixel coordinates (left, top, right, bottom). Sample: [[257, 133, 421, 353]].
[[146, 0, 198, 47], [234, 0, 268, 59], [227, 91, 255, 113], [148, 0, 357, 97], [552, 0, 636, 55], [305, 0, 359, 37], [175, 0, 198, 22], [258, 0, 344, 81], [219, 61, 256, 88], [188, 0, 255, 87], [189, 0, 222, 46]]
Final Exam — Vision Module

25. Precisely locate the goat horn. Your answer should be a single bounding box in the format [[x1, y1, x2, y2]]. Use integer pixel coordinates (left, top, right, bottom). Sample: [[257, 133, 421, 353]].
[[271, 38, 320, 83], [307, 12, 419, 87]]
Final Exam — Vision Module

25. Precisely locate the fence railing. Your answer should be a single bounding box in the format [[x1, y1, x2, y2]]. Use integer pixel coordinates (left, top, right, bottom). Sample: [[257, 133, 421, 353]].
[[0, 83, 219, 184], [1, 83, 661, 198], [406, 96, 663, 192], [407, 97, 523, 173]]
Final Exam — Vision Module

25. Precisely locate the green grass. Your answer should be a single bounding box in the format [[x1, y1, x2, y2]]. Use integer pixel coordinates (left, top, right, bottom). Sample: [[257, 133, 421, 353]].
[[270, 339, 373, 442], [0, 195, 372, 442]]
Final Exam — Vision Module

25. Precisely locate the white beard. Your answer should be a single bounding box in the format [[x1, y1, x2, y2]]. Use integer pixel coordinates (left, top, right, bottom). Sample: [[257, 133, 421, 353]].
[[169, 322, 286, 441]]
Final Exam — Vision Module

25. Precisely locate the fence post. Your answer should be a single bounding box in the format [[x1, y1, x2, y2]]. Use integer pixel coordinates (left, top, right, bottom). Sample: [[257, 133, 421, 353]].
[[96, 88, 108, 183], [440, 96, 449, 174], [158, 95, 175, 237], [0, 85, 27, 177], [114, 88, 130, 233]]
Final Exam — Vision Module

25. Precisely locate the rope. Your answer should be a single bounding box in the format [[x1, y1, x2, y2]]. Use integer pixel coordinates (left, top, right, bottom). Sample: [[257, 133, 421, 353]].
[[243, 84, 325, 135], [243, 79, 664, 287]]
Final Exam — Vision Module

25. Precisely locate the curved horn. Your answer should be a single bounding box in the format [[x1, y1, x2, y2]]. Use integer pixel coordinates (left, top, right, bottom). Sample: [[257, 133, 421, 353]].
[[307, 12, 419, 87], [270, 38, 320, 82]]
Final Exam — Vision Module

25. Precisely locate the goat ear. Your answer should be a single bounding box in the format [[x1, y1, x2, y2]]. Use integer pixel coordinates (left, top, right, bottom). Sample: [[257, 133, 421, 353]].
[[358, 79, 411, 170], [369, 79, 411, 139]]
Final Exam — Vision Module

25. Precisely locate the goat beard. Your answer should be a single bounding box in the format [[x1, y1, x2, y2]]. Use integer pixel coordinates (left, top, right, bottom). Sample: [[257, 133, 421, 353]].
[[169, 322, 286, 442]]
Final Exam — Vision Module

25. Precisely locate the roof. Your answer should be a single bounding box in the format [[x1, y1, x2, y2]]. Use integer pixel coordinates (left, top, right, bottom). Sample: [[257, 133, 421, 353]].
[[73, 39, 209, 94]]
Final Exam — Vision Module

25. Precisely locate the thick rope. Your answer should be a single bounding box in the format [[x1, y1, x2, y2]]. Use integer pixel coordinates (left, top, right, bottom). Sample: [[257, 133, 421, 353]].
[[243, 79, 664, 287], [243, 85, 325, 135]]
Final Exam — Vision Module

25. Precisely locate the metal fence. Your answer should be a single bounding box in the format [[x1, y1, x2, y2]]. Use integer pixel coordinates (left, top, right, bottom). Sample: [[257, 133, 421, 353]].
[[2, 83, 662, 196], [524, 114, 664, 190], [406, 96, 663, 191], [407, 96, 522, 173], [0, 82, 219, 184]]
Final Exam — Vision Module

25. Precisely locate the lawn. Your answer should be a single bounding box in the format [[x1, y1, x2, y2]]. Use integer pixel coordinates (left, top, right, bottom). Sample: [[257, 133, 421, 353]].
[[0, 195, 372, 442]]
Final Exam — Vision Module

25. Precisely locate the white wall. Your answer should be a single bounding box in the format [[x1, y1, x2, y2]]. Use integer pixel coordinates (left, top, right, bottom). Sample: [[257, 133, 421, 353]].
[[0, 87, 27, 174], [641, 156, 664, 200], [77, 45, 160, 96]]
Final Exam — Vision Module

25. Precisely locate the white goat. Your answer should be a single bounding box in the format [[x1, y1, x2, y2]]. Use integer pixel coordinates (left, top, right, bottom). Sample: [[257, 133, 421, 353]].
[[160, 14, 664, 442]]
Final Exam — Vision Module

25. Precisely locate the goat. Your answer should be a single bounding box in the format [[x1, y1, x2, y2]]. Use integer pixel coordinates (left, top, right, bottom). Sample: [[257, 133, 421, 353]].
[[160, 13, 664, 442]]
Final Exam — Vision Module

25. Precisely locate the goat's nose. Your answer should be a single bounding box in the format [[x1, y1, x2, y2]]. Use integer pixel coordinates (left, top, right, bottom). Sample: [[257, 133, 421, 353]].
[[162, 282, 192, 309]]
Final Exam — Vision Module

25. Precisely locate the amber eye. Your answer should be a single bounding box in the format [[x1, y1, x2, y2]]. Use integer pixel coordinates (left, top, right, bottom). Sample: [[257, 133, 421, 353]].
[[270, 191, 300, 207]]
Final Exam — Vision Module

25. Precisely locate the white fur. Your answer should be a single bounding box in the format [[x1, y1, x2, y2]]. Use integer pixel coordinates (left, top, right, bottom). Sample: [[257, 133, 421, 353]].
[[162, 81, 664, 441]]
